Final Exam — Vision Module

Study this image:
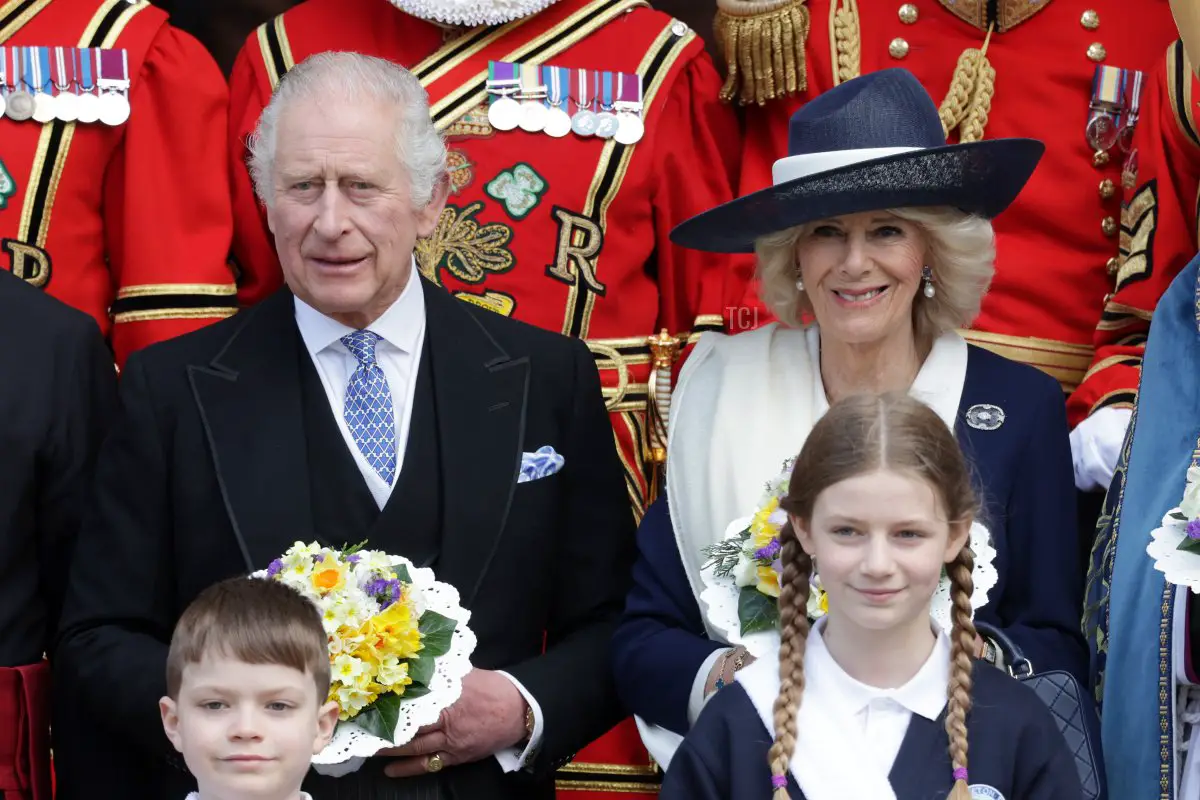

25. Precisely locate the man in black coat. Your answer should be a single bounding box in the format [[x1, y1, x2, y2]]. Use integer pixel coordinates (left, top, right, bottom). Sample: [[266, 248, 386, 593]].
[[0, 270, 117, 798], [53, 51, 635, 799]]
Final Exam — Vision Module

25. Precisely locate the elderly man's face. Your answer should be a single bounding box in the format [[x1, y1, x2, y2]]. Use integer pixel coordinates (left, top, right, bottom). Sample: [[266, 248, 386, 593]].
[[266, 96, 447, 329]]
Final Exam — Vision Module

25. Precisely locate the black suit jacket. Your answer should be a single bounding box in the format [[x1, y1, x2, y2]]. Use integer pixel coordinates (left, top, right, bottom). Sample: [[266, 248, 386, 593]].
[[53, 278, 635, 798], [0, 270, 116, 665]]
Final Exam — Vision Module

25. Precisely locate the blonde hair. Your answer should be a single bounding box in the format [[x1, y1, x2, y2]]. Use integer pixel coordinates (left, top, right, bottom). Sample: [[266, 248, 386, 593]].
[[769, 393, 979, 800], [166, 577, 331, 702], [755, 207, 996, 347]]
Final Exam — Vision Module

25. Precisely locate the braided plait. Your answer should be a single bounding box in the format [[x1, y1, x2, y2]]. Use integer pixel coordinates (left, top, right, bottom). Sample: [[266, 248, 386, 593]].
[[767, 520, 813, 799], [943, 544, 976, 800], [937, 48, 982, 136], [958, 57, 996, 143]]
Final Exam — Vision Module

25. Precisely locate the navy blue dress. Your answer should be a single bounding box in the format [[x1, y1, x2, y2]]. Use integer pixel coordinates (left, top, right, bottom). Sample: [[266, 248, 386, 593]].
[[612, 345, 1087, 736], [661, 664, 1084, 800]]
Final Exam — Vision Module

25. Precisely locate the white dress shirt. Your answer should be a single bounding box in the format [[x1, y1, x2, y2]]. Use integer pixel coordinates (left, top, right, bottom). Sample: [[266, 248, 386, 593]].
[[807, 621, 951, 776], [293, 268, 542, 772]]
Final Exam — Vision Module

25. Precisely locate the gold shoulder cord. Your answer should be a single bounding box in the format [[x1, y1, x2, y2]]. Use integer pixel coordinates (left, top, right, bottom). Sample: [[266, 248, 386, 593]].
[[715, 0, 810, 105], [830, 2, 996, 142]]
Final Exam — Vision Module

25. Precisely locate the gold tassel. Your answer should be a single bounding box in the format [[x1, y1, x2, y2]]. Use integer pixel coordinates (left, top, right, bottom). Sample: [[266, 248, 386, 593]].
[[829, 0, 860, 86], [941, 24, 996, 142], [715, 0, 809, 105]]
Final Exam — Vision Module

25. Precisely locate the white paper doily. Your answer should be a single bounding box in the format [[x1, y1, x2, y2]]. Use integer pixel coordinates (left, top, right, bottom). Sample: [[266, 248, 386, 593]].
[[253, 556, 477, 773], [386, 0, 558, 25], [698, 518, 998, 657], [1147, 512, 1200, 593]]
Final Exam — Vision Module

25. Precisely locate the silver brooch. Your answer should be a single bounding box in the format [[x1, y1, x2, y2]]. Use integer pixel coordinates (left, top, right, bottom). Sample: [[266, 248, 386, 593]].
[[965, 404, 1005, 431]]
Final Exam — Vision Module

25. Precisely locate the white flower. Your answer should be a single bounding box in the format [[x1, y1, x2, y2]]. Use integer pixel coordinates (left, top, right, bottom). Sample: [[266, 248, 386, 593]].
[[332, 654, 366, 685], [732, 553, 758, 588], [1181, 466, 1200, 519], [335, 685, 374, 720]]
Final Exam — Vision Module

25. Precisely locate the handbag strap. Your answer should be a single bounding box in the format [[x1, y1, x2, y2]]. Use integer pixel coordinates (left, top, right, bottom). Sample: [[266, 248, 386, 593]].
[[973, 621, 1035, 679]]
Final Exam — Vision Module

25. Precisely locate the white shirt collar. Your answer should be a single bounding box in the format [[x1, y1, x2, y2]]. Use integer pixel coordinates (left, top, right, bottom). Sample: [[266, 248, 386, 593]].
[[294, 258, 426, 358], [808, 620, 950, 722], [186, 794, 313, 800]]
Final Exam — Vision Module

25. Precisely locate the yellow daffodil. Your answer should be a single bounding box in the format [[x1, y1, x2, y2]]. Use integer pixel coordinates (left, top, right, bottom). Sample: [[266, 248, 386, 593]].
[[755, 564, 781, 598], [310, 552, 349, 595]]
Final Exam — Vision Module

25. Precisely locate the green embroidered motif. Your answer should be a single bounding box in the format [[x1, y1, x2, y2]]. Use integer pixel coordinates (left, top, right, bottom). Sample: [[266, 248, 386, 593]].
[[485, 163, 548, 221], [0, 159, 15, 211]]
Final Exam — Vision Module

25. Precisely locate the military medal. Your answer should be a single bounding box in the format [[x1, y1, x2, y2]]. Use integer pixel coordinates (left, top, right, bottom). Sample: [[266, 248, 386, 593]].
[[0, 47, 8, 119], [97, 48, 131, 126], [593, 71, 619, 139], [75, 48, 101, 124], [1116, 69, 1144, 153], [4, 48, 34, 122], [51, 47, 80, 123], [613, 72, 644, 145], [541, 65, 571, 138], [570, 68, 597, 137], [30, 48, 56, 124], [1085, 65, 1124, 153], [516, 62, 547, 134], [486, 61, 521, 132]]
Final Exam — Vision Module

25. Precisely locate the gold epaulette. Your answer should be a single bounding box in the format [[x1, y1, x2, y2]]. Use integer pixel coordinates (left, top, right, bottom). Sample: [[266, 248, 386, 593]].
[[714, 0, 809, 105]]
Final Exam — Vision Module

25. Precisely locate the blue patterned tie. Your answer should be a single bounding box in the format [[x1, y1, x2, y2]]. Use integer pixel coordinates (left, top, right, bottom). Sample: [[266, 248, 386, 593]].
[[340, 330, 397, 485]]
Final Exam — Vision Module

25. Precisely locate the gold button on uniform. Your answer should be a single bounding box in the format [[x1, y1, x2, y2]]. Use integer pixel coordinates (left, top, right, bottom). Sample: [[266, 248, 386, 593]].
[[1093, 149, 1110, 167], [1099, 178, 1115, 199], [1087, 42, 1107, 62], [1106, 256, 1120, 277], [1081, 9, 1100, 29], [890, 37, 910, 58], [899, 3, 919, 24], [1102, 216, 1118, 236]]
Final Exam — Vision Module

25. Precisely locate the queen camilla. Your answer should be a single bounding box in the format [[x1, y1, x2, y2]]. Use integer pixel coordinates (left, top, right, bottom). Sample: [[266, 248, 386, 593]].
[[611, 68, 1088, 764]]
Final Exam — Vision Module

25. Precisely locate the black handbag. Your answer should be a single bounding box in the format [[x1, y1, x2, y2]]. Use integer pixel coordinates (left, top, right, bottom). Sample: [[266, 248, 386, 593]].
[[974, 622, 1106, 800]]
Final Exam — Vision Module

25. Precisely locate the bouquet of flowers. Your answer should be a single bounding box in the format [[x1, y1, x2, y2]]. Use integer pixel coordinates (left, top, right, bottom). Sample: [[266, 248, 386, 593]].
[[698, 459, 997, 656], [1145, 466, 1200, 591], [255, 541, 476, 769]]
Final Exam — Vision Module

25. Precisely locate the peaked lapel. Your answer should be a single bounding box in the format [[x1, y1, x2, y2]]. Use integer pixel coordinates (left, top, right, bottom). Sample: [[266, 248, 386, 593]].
[[187, 289, 319, 572], [421, 279, 529, 607]]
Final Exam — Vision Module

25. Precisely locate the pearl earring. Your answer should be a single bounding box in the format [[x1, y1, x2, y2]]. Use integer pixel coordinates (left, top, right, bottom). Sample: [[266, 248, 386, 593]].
[[796, 277, 805, 292], [922, 265, 935, 299]]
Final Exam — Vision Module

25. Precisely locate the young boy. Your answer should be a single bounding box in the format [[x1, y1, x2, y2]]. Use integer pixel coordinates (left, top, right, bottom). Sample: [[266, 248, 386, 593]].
[[159, 577, 340, 800]]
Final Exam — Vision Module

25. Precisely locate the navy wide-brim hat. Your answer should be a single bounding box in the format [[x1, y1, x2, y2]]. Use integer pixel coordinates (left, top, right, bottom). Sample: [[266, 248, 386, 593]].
[[671, 68, 1045, 254]]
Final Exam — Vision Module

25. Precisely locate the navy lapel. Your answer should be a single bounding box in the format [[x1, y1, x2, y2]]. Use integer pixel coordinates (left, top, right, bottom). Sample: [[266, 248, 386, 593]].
[[187, 289, 319, 572], [888, 712, 952, 798], [419, 279, 529, 607]]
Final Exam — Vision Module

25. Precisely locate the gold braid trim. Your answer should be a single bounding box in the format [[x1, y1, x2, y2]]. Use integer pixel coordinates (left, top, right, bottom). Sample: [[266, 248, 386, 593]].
[[942, 25, 996, 142], [715, 0, 809, 105], [828, 0, 859, 86]]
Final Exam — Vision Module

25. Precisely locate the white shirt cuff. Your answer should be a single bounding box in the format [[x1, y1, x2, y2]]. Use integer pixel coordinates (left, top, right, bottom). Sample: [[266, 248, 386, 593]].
[[688, 649, 730, 727], [492, 670, 544, 773], [1069, 406, 1133, 492]]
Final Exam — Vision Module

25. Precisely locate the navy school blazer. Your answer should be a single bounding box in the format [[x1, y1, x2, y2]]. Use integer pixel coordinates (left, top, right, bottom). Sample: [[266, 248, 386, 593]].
[[612, 345, 1088, 736], [660, 663, 1084, 800]]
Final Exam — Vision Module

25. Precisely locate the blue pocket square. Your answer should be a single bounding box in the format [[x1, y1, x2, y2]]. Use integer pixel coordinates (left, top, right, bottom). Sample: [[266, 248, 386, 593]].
[[519, 446, 564, 483]]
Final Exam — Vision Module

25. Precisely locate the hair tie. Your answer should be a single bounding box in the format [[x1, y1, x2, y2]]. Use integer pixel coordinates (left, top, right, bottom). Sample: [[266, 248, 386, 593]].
[[952, 767, 969, 782], [771, 774, 788, 789]]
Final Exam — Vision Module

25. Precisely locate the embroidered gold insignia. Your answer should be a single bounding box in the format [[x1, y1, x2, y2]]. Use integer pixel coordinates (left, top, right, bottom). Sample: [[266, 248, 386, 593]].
[[445, 102, 495, 140], [416, 201, 515, 285], [0, 159, 14, 210], [1118, 181, 1157, 289], [446, 150, 476, 196]]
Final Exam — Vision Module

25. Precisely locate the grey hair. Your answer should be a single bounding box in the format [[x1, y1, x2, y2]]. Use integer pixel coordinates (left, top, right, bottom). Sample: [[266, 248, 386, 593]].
[[246, 51, 448, 208], [755, 207, 996, 344]]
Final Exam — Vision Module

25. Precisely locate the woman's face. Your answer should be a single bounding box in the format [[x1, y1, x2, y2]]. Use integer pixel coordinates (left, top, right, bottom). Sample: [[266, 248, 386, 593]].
[[794, 211, 928, 347], [791, 468, 967, 636]]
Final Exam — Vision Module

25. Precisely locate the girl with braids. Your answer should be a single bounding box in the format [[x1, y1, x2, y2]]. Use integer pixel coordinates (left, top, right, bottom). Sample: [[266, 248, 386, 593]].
[[660, 393, 1082, 800]]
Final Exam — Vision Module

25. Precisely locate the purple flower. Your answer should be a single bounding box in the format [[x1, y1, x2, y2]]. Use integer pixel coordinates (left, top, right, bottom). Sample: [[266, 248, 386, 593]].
[[347, 554, 361, 564], [267, 558, 284, 577], [754, 539, 781, 561], [1187, 519, 1200, 540]]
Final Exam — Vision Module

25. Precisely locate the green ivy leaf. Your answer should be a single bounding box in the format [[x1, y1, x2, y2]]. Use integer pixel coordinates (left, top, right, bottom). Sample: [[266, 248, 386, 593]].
[[418, 611, 457, 658], [1176, 535, 1200, 554], [394, 564, 412, 584], [407, 653, 435, 686], [738, 587, 780, 636], [353, 693, 403, 741]]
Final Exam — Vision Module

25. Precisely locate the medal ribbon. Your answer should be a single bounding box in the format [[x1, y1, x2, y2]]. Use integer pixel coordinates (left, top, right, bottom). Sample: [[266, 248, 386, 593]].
[[486, 60, 519, 94], [53, 46, 73, 92], [542, 65, 568, 110], [0, 47, 7, 93], [616, 71, 642, 112], [518, 61, 543, 99], [34, 47, 51, 95], [572, 67, 592, 113], [1087, 65, 1125, 150], [21, 47, 36, 93], [1117, 68, 1145, 151], [599, 69, 613, 111], [79, 47, 96, 93], [98, 48, 129, 90]]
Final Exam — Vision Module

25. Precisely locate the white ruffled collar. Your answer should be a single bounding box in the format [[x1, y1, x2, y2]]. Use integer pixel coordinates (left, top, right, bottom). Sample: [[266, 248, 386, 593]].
[[386, 0, 561, 26], [186, 794, 313, 800]]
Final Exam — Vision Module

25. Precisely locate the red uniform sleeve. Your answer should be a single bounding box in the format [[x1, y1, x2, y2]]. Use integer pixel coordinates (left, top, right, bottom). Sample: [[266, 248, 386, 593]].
[[649, 50, 754, 345], [104, 26, 238, 366], [227, 33, 283, 308], [1068, 40, 1200, 424]]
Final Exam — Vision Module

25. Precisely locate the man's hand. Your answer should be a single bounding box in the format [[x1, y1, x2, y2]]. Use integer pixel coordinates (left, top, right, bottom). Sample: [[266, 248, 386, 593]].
[[380, 668, 529, 778]]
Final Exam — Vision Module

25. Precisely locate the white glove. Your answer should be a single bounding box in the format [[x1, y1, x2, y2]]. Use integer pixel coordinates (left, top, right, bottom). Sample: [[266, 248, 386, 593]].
[[1069, 406, 1134, 492]]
